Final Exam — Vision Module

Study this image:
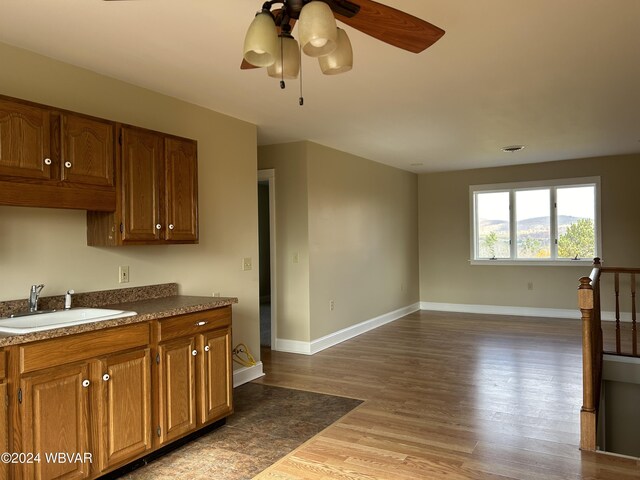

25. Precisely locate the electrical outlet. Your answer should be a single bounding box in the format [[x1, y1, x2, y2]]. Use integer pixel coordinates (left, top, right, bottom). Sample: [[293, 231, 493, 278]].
[[213, 292, 221, 297], [293, 252, 299, 264], [119, 266, 130, 284], [527, 281, 534, 291], [242, 257, 252, 271], [329, 300, 335, 311]]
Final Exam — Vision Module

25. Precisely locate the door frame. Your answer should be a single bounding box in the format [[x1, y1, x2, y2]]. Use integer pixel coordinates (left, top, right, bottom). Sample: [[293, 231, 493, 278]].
[[258, 169, 277, 349]]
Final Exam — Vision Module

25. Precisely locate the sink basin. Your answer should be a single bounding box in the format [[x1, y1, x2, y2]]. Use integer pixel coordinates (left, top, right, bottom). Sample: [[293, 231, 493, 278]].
[[0, 308, 137, 334]]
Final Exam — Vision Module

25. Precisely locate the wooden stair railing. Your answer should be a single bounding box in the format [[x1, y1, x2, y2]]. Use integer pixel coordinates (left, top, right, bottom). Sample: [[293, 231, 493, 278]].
[[577, 257, 640, 451]]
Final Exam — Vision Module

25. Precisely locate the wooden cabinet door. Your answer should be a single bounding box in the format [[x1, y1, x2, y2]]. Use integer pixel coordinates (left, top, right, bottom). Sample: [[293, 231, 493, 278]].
[[165, 137, 198, 242], [200, 328, 233, 424], [20, 363, 91, 480], [121, 127, 163, 243], [158, 337, 197, 444], [0, 98, 52, 180], [0, 381, 7, 480], [61, 114, 114, 187], [99, 348, 151, 471]]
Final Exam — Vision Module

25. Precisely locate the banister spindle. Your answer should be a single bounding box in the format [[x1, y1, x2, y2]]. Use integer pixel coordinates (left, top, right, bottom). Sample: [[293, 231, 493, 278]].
[[615, 273, 621, 354], [632, 273, 637, 357]]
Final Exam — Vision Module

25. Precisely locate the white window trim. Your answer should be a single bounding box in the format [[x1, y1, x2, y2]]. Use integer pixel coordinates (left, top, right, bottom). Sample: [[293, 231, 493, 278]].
[[469, 176, 602, 266]]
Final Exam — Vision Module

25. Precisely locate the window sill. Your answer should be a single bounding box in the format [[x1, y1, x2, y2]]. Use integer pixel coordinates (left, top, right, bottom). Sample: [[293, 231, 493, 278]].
[[469, 259, 594, 267]]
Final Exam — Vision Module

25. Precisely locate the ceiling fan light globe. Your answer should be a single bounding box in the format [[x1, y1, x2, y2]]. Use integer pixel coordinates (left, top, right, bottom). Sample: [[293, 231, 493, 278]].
[[267, 35, 300, 79], [299, 1, 338, 58], [310, 38, 328, 48], [319, 28, 353, 75], [243, 11, 278, 67]]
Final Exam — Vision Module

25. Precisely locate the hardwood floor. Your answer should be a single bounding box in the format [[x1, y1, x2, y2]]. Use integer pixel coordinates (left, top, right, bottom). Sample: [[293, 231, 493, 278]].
[[254, 310, 640, 479]]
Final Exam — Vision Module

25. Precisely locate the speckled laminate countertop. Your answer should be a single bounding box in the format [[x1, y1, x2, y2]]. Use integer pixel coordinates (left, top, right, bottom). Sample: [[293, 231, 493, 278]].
[[0, 284, 237, 347]]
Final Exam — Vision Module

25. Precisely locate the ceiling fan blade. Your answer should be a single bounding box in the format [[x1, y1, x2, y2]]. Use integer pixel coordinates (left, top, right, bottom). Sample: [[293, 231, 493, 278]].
[[240, 9, 297, 70], [334, 0, 444, 53]]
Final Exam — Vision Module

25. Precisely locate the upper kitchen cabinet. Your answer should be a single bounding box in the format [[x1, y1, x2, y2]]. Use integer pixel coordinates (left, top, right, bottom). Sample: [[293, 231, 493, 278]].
[[61, 113, 115, 187], [87, 125, 198, 246], [0, 95, 116, 211], [0, 97, 52, 181], [165, 137, 198, 242], [121, 126, 164, 243]]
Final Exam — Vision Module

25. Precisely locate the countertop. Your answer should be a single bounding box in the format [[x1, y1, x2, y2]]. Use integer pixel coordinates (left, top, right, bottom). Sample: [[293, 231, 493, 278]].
[[0, 294, 237, 348]]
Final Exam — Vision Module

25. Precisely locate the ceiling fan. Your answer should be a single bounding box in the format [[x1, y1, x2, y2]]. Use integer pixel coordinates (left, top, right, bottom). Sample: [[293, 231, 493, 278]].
[[241, 0, 445, 70]]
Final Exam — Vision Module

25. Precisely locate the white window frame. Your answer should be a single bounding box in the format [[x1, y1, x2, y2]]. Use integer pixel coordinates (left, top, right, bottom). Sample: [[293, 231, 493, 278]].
[[469, 176, 601, 266]]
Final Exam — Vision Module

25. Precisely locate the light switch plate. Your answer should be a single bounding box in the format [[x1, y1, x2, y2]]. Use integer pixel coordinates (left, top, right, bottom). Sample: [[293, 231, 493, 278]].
[[119, 266, 130, 284]]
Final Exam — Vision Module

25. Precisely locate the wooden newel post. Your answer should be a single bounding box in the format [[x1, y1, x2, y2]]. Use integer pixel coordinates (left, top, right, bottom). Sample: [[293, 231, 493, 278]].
[[578, 276, 596, 450]]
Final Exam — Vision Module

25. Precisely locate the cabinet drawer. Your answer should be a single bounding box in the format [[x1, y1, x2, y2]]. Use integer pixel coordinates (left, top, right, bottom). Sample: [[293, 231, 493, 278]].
[[19, 322, 150, 374], [0, 350, 5, 380], [157, 307, 231, 342]]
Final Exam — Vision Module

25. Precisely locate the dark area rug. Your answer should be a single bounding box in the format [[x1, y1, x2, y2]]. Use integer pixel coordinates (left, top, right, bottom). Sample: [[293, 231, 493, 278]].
[[121, 383, 362, 480]]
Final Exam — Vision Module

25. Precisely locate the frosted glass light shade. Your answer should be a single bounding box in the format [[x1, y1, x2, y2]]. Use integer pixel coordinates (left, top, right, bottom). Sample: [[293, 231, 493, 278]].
[[243, 12, 278, 67], [267, 35, 300, 79], [298, 1, 338, 57], [319, 28, 353, 75]]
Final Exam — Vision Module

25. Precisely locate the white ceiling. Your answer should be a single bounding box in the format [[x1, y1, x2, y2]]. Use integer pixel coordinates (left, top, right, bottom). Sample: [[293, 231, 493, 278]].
[[1, 0, 639, 173]]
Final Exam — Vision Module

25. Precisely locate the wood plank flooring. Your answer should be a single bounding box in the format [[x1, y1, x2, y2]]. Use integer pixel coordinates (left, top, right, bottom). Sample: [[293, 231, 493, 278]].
[[254, 310, 640, 479]]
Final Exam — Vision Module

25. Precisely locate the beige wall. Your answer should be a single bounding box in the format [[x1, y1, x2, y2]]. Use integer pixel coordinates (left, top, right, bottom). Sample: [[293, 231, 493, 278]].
[[306, 142, 419, 339], [259, 141, 419, 343], [0, 43, 261, 361], [418, 154, 640, 311], [258, 142, 311, 342]]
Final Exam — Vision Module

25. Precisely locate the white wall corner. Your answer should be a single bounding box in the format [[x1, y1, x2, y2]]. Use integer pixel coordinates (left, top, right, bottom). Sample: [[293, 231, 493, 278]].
[[233, 361, 265, 387], [275, 302, 421, 356], [274, 338, 313, 355]]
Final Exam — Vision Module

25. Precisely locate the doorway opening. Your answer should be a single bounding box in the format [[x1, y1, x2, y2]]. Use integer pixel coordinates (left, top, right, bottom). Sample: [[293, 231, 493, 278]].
[[258, 169, 276, 350]]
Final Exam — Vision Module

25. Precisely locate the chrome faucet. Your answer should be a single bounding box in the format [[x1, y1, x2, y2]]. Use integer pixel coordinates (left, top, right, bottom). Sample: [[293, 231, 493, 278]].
[[28, 284, 45, 312]]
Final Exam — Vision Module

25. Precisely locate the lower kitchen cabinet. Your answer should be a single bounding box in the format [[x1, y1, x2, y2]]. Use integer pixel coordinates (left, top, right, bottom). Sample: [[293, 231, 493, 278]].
[[19, 363, 92, 480], [5, 304, 233, 480], [98, 348, 152, 471], [12, 322, 151, 479], [200, 328, 232, 424], [157, 337, 197, 444], [1, 350, 8, 480], [157, 308, 233, 446]]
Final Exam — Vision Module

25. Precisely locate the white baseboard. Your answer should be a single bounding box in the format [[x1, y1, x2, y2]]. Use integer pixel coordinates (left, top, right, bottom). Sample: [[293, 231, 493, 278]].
[[233, 362, 264, 387], [420, 301, 634, 322], [420, 301, 579, 319], [275, 302, 421, 356]]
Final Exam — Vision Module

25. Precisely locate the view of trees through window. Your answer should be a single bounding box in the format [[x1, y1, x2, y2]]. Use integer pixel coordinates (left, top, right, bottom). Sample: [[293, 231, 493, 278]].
[[475, 183, 597, 261]]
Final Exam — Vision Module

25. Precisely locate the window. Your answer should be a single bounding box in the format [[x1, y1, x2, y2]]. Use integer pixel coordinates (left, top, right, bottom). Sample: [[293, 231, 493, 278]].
[[470, 177, 600, 264]]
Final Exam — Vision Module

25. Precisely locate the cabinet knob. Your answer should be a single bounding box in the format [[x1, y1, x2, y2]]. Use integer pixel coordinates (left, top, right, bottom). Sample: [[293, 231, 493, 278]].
[[204, 346, 210, 352], [192, 349, 198, 356], [102, 374, 110, 382], [82, 379, 90, 388], [64, 161, 72, 168], [169, 224, 175, 230], [44, 158, 52, 165], [195, 321, 208, 327], [155, 224, 162, 230]]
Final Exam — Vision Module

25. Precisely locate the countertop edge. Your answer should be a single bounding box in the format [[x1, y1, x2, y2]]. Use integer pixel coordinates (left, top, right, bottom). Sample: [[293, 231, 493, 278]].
[[0, 296, 238, 348]]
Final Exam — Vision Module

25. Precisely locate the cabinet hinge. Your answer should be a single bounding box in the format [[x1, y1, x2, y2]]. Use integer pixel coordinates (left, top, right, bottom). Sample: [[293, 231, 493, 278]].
[[17, 388, 22, 404], [157, 426, 161, 437], [156, 353, 160, 365], [119, 223, 124, 234]]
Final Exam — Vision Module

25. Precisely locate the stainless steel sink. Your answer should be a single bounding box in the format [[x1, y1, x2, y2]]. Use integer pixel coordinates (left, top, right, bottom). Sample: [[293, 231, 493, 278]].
[[0, 308, 137, 334]]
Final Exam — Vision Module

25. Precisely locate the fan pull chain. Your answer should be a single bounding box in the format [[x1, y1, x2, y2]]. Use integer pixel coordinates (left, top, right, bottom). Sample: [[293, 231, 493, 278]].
[[299, 44, 304, 106], [279, 35, 285, 89]]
